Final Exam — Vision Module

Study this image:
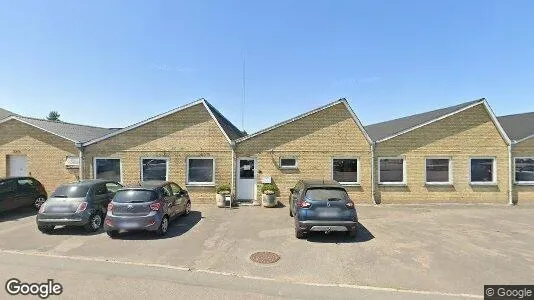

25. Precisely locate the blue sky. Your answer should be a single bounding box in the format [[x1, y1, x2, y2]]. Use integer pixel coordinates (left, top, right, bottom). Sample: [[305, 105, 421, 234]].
[[1, 0, 533, 132]]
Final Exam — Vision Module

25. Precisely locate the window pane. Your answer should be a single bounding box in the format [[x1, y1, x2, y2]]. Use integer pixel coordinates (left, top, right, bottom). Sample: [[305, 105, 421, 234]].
[[280, 158, 297, 168], [426, 159, 450, 182], [471, 159, 494, 182], [114, 190, 157, 203], [305, 188, 349, 201], [239, 159, 255, 179], [106, 183, 122, 193], [333, 159, 358, 183], [52, 185, 90, 198], [142, 159, 167, 181], [188, 159, 214, 183], [515, 158, 534, 182], [0, 180, 16, 194], [380, 159, 404, 183], [95, 159, 121, 182]]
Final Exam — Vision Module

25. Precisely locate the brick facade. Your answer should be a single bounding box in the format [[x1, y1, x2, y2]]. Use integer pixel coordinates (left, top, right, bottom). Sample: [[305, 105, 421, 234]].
[[374, 103, 510, 204]]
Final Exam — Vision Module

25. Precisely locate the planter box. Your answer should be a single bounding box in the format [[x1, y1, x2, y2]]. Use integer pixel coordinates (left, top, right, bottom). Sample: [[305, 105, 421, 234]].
[[262, 194, 277, 207]]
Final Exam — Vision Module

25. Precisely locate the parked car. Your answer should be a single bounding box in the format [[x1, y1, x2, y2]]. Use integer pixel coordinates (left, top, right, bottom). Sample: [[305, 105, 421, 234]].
[[289, 180, 358, 239], [0, 177, 47, 213], [36, 180, 122, 233], [104, 181, 191, 238]]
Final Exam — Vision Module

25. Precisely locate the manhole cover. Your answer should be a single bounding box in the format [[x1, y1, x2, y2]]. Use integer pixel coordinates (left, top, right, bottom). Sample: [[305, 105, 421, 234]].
[[250, 251, 280, 264]]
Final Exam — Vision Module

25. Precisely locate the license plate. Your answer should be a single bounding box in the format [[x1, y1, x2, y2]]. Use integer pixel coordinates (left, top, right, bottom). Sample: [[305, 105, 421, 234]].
[[121, 222, 140, 229], [51, 206, 70, 212], [318, 211, 337, 218]]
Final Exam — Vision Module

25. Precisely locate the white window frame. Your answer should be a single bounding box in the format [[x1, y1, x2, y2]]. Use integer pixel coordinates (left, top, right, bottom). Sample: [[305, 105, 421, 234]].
[[469, 157, 497, 185], [514, 157, 534, 185], [425, 157, 453, 185], [140, 157, 169, 182], [331, 157, 360, 185], [186, 157, 215, 186], [279, 156, 298, 169], [93, 157, 123, 183], [378, 157, 407, 185]]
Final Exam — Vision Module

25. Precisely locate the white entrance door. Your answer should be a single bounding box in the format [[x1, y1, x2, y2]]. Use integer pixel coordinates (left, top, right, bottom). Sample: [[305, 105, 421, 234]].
[[8, 155, 28, 177], [237, 158, 256, 201]]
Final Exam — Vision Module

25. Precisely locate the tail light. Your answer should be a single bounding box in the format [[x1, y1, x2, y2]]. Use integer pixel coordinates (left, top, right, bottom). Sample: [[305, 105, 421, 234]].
[[107, 203, 114, 211], [346, 201, 355, 209], [150, 202, 161, 211], [105, 219, 112, 226], [76, 202, 88, 213], [297, 200, 311, 208], [38, 203, 46, 213]]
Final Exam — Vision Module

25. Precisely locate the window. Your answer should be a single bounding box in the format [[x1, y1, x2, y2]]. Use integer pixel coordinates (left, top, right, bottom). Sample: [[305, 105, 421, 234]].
[[305, 188, 349, 201], [280, 157, 298, 169], [187, 158, 215, 185], [52, 184, 90, 198], [94, 158, 122, 182], [162, 185, 173, 197], [470, 158, 496, 184], [515, 158, 534, 184], [425, 158, 452, 184], [332, 158, 359, 184], [0, 180, 16, 194], [141, 158, 168, 181], [170, 183, 183, 195], [106, 182, 122, 193], [17, 179, 35, 189], [379, 158, 405, 184], [114, 190, 157, 203]]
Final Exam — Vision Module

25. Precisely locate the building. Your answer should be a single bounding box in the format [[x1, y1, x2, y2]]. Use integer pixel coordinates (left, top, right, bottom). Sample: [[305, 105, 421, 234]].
[[499, 112, 534, 204], [365, 99, 512, 204], [234, 99, 373, 204], [0, 114, 116, 193], [80, 99, 245, 204]]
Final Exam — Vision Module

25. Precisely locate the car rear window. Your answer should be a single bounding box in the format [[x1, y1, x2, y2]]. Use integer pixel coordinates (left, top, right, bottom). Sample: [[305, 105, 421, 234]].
[[113, 190, 157, 203], [51, 185, 90, 198], [305, 188, 349, 201]]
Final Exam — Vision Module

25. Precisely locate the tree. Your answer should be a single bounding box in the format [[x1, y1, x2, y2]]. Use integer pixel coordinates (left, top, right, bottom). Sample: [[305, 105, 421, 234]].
[[46, 111, 60, 122]]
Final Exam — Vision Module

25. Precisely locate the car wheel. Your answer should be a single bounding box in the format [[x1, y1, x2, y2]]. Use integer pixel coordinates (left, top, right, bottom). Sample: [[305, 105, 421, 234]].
[[106, 230, 118, 238], [156, 216, 169, 236], [34, 196, 46, 210], [85, 212, 103, 232], [38, 225, 54, 234], [184, 201, 191, 216], [295, 227, 306, 239]]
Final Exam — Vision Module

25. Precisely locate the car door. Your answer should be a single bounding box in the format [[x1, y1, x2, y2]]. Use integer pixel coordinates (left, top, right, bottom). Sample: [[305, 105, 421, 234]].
[[15, 178, 37, 208], [161, 184, 178, 218], [170, 183, 185, 214], [0, 179, 17, 212]]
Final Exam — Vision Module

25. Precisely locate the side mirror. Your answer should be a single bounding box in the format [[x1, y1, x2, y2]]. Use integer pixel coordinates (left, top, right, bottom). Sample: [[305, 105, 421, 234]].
[[290, 188, 295, 194]]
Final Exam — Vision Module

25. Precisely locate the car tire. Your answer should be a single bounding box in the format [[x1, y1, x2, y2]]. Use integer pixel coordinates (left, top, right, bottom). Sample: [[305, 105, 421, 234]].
[[34, 196, 47, 210], [156, 216, 169, 236], [106, 230, 118, 238], [184, 201, 191, 216], [84, 212, 103, 232], [38, 225, 54, 234], [295, 228, 306, 239]]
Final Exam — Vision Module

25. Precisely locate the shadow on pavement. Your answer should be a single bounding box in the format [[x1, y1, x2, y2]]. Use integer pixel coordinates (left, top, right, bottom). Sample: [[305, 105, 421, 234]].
[[113, 211, 203, 240], [0, 206, 37, 222], [45, 226, 105, 236], [306, 222, 375, 243]]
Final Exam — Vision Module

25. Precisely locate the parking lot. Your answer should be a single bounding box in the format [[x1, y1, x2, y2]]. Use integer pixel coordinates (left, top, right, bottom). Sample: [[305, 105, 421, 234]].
[[0, 203, 533, 297]]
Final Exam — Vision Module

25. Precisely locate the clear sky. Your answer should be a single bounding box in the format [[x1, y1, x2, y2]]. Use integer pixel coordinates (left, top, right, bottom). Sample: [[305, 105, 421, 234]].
[[1, 0, 533, 132]]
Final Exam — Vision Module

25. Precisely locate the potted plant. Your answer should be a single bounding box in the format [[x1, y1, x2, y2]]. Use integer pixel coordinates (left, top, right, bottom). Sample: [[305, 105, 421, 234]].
[[216, 184, 231, 208], [261, 183, 279, 207]]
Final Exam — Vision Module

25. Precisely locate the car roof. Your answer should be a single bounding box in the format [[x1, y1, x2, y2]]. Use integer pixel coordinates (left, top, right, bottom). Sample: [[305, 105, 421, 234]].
[[0, 176, 38, 181], [300, 179, 344, 189], [59, 179, 112, 187], [119, 181, 173, 191]]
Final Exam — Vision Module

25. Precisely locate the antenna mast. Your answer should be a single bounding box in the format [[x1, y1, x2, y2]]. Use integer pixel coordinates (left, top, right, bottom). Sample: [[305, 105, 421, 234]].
[[242, 54, 246, 131]]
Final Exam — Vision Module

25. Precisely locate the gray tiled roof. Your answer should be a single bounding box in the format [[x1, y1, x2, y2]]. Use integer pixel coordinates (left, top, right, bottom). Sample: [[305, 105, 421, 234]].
[[204, 101, 246, 141], [15, 116, 119, 143], [364, 99, 484, 141], [498, 112, 534, 142], [0, 108, 16, 120]]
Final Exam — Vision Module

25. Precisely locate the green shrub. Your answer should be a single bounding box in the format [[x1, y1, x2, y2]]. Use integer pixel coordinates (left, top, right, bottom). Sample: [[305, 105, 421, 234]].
[[261, 183, 279, 195], [216, 184, 231, 194]]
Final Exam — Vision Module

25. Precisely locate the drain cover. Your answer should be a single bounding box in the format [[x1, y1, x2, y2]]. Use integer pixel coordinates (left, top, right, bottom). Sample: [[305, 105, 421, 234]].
[[250, 251, 280, 264]]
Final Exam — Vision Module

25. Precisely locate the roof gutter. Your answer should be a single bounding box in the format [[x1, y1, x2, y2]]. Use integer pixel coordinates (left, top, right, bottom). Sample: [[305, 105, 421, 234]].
[[371, 141, 377, 205], [75, 142, 84, 181]]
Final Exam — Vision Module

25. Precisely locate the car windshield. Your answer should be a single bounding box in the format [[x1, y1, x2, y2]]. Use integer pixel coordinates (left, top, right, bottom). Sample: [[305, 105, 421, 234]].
[[113, 190, 157, 203], [305, 188, 349, 201], [51, 185, 90, 198]]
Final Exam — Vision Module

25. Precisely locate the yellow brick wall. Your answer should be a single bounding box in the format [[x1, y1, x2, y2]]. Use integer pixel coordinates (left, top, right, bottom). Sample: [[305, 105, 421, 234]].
[[0, 119, 79, 195], [83, 103, 233, 204], [235, 103, 373, 204], [512, 137, 534, 204], [375, 103, 510, 204]]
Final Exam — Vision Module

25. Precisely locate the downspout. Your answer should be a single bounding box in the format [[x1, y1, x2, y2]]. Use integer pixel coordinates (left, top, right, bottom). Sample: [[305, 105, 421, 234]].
[[230, 141, 236, 203], [75, 142, 84, 181], [371, 141, 377, 205], [508, 143, 514, 205]]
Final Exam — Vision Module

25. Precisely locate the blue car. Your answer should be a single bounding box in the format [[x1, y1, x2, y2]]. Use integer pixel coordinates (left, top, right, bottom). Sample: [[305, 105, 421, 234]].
[[289, 180, 358, 239]]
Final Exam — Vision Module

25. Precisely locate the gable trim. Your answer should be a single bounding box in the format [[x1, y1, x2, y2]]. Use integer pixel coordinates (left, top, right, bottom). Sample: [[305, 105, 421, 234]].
[[235, 98, 372, 144], [514, 134, 534, 144], [0, 116, 77, 142], [375, 99, 511, 145], [81, 99, 235, 146]]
